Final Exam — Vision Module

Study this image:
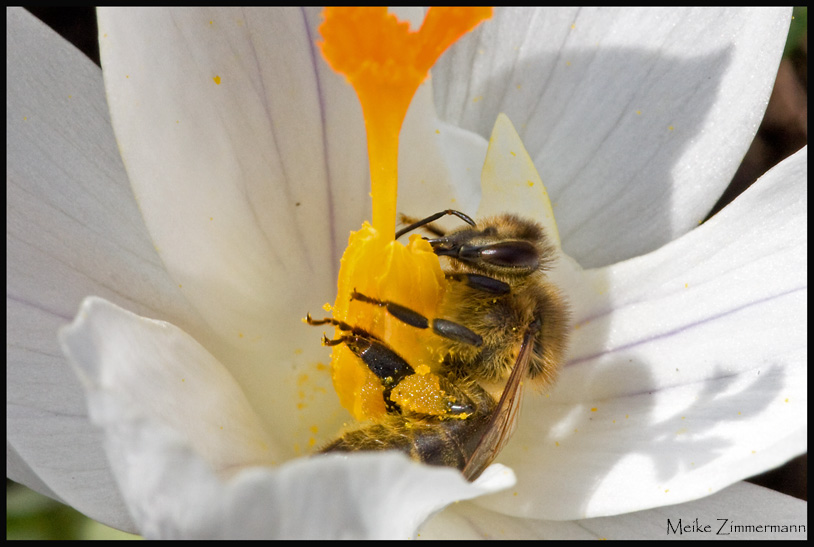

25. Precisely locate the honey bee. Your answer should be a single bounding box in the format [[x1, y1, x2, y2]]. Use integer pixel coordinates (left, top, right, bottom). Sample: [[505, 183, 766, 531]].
[[307, 210, 569, 481]]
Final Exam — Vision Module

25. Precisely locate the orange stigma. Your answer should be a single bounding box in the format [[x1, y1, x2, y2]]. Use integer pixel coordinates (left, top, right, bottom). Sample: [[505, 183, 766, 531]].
[[319, 7, 491, 238]]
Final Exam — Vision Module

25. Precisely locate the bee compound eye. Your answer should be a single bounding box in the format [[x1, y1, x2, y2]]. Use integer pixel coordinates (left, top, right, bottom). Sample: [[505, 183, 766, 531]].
[[476, 241, 540, 270]]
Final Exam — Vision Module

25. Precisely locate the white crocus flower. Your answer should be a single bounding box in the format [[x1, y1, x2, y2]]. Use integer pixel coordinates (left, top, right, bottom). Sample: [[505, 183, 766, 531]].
[[7, 7, 805, 540]]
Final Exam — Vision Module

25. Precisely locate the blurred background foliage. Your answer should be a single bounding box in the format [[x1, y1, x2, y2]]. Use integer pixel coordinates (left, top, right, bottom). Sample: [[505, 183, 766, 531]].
[[8, 6, 807, 540]]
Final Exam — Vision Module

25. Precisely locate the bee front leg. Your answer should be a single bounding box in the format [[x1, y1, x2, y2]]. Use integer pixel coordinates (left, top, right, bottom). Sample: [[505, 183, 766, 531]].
[[445, 273, 511, 295]]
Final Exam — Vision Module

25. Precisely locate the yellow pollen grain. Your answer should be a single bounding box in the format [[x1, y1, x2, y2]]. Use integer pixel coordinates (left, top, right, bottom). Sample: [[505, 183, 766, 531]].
[[668, 125, 674, 131], [213, 75, 222, 85], [590, 407, 597, 412]]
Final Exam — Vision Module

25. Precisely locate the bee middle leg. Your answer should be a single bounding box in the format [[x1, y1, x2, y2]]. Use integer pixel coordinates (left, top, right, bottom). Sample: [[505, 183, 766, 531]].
[[351, 290, 483, 347]]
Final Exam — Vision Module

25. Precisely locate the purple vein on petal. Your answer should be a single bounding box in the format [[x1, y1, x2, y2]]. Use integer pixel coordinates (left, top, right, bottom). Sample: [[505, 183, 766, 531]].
[[243, 9, 314, 274], [302, 7, 339, 283], [565, 285, 805, 368], [6, 294, 75, 323]]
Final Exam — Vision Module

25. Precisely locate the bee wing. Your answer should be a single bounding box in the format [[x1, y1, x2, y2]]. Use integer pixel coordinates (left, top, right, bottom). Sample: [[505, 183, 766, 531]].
[[462, 318, 541, 481]]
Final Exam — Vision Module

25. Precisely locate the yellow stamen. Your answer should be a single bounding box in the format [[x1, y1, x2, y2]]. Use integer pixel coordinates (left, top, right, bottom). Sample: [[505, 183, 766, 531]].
[[330, 225, 446, 419], [318, 7, 491, 421]]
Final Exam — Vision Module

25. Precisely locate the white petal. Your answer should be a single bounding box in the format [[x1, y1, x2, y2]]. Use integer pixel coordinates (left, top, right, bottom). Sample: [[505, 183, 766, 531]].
[[59, 297, 512, 538], [97, 7, 368, 341], [420, 481, 806, 539], [60, 297, 280, 471], [7, 7, 200, 531], [435, 7, 792, 267], [477, 147, 806, 519]]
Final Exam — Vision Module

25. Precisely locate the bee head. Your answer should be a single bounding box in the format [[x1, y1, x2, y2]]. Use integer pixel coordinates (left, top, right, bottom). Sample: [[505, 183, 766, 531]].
[[429, 215, 554, 277]]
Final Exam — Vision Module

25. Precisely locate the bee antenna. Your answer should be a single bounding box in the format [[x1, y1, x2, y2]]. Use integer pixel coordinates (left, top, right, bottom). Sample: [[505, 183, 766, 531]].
[[396, 209, 475, 239]]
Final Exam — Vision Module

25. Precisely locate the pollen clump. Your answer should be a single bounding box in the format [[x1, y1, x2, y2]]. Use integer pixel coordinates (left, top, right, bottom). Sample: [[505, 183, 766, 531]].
[[390, 372, 450, 416]]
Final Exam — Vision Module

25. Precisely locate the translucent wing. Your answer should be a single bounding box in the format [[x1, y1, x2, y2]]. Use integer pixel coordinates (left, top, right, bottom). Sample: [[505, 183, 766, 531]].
[[462, 318, 541, 481]]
